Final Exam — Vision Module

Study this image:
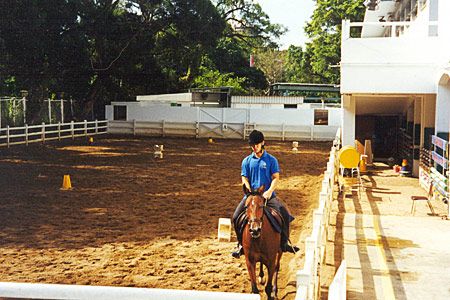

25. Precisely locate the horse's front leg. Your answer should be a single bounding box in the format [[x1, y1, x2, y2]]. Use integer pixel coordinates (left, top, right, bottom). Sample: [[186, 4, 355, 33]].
[[272, 251, 282, 299], [245, 257, 259, 294], [258, 262, 265, 285], [264, 262, 275, 300]]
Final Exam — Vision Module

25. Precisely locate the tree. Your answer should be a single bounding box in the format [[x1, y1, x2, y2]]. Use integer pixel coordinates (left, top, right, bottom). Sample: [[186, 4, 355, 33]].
[[253, 48, 286, 87], [0, 0, 226, 120], [302, 0, 366, 83], [0, 0, 90, 122], [192, 66, 247, 95], [213, 0, 286, 48], [284, 45, 304, 83]]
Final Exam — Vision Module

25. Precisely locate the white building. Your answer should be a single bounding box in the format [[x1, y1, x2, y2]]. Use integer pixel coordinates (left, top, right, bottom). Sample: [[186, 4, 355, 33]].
[[231, 96, 304, 109], [340, 0, 450, 177]]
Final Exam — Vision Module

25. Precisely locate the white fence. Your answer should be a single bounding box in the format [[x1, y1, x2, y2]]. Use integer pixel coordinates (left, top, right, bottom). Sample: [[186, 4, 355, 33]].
[[0, 282, 260, 300], [0, 120, 108, 147], [105, 105, 342, 141], [295, 129, 343, 300], [108, 120, 339, 141], [328, 260, 346, 300]]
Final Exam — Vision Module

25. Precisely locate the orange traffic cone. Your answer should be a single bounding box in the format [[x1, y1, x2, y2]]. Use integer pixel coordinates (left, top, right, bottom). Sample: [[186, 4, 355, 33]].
[[61, 175, 72, 190]]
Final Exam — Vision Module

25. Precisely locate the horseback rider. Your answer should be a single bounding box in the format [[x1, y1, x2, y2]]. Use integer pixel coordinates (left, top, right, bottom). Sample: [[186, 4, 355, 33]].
[[232, 130, 300, 258]]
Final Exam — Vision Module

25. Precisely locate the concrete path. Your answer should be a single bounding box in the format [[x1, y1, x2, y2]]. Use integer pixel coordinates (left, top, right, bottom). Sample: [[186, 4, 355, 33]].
[[320, 164, 450, 299]]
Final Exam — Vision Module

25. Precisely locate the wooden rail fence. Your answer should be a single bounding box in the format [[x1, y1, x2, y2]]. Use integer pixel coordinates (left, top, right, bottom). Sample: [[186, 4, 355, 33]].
[[0, 120, 108, 147]]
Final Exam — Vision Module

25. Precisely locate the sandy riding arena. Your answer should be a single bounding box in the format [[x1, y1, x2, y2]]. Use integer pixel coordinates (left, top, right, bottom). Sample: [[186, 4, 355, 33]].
[[0, 136, 331, 299]]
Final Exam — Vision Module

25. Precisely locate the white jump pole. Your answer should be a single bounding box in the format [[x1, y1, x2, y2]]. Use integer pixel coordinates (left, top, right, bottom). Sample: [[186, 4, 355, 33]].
[[0, 282, 260, 300]]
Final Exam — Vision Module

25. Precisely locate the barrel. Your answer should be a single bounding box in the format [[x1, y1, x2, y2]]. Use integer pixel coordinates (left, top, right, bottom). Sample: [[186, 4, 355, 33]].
[[338, 145, 360, 168]]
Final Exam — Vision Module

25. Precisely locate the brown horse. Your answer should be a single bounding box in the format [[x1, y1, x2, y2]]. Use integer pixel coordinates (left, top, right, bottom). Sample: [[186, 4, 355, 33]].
[[242, 185, 282, 299]]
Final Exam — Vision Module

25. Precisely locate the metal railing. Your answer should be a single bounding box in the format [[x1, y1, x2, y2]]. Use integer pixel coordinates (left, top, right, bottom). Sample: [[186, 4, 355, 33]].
[[342, 19, 439, 39]]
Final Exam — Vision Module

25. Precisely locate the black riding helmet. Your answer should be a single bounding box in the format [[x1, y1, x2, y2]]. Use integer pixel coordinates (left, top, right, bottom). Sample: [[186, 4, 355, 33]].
[[248, 130, 264, 145]]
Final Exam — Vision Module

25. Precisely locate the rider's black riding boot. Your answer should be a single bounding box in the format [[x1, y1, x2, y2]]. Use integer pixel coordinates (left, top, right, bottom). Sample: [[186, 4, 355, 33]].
[[232, 243, 244, 258], [281, 213, 300, 254], [231, 228, 244, 258]]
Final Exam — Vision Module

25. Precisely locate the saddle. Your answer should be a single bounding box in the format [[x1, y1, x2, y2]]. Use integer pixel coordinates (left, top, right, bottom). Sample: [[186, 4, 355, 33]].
[[236, 206, 284, 236]]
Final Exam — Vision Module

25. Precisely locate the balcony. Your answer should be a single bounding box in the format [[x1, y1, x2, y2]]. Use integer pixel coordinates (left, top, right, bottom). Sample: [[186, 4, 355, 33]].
[[340, 19, 449, 94]]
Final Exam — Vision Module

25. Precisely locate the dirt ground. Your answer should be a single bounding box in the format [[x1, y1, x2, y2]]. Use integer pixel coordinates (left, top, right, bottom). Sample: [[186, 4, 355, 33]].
[[0, 136, 331, 299]]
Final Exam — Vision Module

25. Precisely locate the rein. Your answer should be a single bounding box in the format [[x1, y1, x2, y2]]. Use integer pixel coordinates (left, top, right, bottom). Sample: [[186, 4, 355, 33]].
[[246, 193, 266, 233]]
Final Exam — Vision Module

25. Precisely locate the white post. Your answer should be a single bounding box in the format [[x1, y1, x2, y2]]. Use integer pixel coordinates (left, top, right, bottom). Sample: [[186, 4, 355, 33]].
[[58, 122, 61, 140], [71, 121, 74, 139], [222, 107, 225, 137], [70, 99, 73, 119], [84, 120, 88, 136], [282, 123, 285, 141], [95, 119, 98, 134], [41, 122, 45, 143], [306, 237, 317, 300], [310, 126, 314, 141], [6, 125, 10, 148], [341, 19, 350, 40], [328, 260, 347, 300], [25, 124, 28, 145], [133, 119, 136, 136], [195, 121, 199, 138], [48, 99, 52, 124], [61, 99, 64, 124], [12, 98, 16, 125], [23, 97, 26, 125]]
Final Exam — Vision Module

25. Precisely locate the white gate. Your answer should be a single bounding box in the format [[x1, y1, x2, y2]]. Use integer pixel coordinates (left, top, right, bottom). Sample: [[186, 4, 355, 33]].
[[198, 108, 246, 139]]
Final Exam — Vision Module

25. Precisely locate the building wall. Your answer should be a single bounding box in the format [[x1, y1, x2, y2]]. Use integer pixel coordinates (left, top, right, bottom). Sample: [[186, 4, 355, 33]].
[[341, 37, 444, 94], [436, 73, 450, 139], [341, 95, 356, 146], [105, 103, 342, 128]]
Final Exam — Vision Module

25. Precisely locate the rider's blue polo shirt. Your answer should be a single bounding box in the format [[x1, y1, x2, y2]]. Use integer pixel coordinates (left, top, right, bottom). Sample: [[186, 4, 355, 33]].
[[241, 150, 280, 195]]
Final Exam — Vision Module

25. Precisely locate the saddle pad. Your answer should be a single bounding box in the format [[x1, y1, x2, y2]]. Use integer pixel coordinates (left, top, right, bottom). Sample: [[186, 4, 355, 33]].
[[264, 207, 282, 234], [236, 208, 283, 235]]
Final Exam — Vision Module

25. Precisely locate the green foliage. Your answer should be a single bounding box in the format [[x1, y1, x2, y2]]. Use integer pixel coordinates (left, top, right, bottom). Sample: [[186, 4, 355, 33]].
[[192, 66, 247, 95], [213, 0, 286, 48], [0, 0, 287, 121], [206, 38, 267, 91], [301, 0, 366, 83], [253, 48, 285, 86]]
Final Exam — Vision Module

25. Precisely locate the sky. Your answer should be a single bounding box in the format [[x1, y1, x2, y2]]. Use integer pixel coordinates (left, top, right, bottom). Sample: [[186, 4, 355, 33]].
[[256, 0, 316, 49]]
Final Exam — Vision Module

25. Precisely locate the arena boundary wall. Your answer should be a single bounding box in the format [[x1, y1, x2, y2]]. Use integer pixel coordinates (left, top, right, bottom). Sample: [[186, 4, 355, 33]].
[[108, 120, 339, 141], [295, 129, 345, 300], [105, 105, 341, 141]]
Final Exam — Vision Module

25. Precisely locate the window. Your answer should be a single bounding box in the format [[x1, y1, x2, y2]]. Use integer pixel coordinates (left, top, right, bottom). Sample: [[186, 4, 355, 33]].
[[284, 104, 297, 109], [113, 105, 127, 121], [314, 109, 328, 125]]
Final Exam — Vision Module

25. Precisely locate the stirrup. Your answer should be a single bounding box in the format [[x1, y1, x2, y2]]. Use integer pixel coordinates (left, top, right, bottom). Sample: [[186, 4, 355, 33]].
[[282, 243, 299, 254], [231, 245, 244, 258]]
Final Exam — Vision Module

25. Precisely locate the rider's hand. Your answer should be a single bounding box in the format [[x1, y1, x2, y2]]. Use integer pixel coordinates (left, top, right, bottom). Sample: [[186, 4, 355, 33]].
[[262, 190, 273, 200]]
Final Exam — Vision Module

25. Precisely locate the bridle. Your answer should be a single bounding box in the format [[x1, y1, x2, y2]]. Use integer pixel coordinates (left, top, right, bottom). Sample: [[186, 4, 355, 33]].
[[246, 192, 266, 238]]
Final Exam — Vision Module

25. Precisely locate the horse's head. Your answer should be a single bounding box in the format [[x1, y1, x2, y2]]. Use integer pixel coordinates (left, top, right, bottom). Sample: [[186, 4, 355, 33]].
[[244, 185, 266, 239]]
